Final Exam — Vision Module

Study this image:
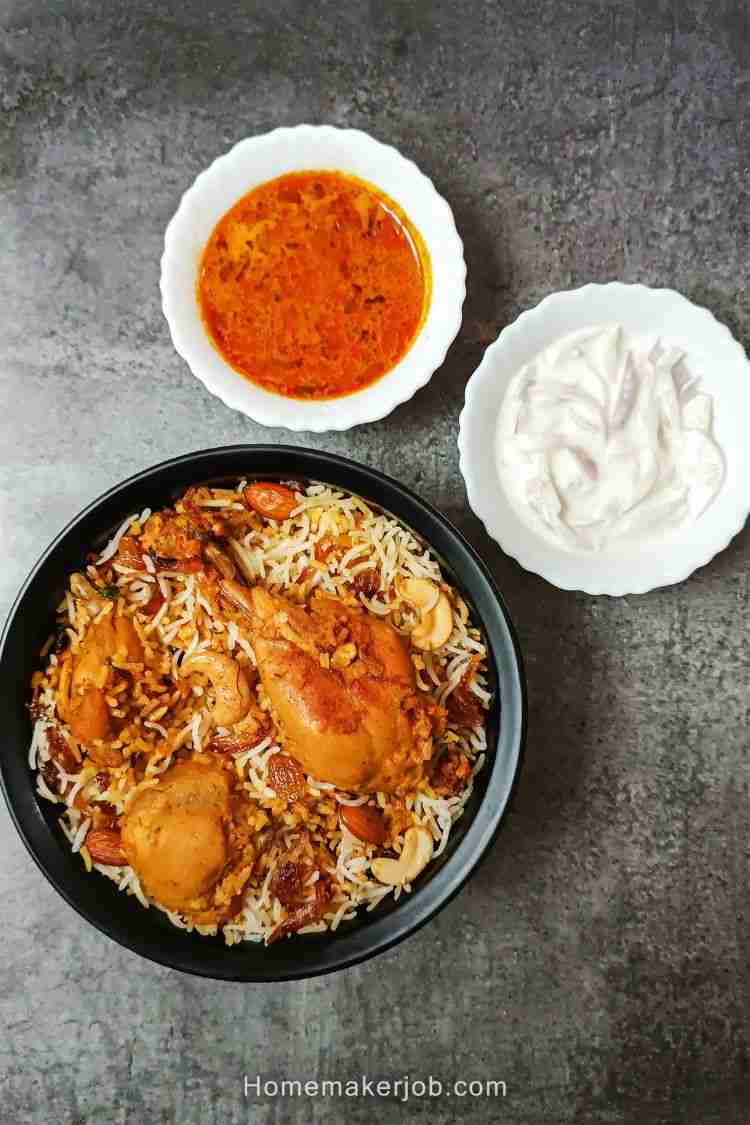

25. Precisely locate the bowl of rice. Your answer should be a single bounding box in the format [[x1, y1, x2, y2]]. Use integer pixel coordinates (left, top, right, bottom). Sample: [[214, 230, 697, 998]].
[[0, 446, 525, 980]]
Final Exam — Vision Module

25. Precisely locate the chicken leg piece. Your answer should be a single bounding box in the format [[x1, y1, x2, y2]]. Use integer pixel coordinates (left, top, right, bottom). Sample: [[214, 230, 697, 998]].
[[122, 758, 258, 923], [221, 581, 434, 794]]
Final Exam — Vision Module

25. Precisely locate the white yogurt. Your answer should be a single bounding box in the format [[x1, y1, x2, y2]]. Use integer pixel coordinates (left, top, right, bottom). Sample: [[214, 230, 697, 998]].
[[496, 325, 725, 551]]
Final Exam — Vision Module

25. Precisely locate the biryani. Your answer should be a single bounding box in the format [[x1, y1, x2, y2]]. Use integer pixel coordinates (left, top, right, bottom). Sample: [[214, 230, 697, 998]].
[[28, 478, 492, 944]]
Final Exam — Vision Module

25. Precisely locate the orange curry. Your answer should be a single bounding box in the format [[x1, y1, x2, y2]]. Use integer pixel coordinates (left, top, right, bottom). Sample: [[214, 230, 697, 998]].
[[197, 171, 431, 400]]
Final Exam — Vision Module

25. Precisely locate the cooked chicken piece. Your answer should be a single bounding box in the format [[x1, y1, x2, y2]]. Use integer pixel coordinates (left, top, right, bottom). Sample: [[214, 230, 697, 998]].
[[73, 612, 143, 688], [58, 611, 144, 744], [65, 683, 112, 745], [180, 651, 254, 727], [140, 509, 202, 560], [121, 758, 258, 922], [224, 583, 435, 793], [180, 487, 261, 539]]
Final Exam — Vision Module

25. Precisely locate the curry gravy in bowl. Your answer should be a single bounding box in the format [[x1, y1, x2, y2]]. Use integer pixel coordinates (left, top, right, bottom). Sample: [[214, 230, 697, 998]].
[[198, 171, 431, 401], [160, 126, 465, 431]]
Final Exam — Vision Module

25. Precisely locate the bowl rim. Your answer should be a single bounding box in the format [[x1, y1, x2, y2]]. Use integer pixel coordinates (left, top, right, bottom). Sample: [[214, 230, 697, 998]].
[[459, 281, 750, 595], [0, 446, 526, 980], [160, 125, 467, 432]]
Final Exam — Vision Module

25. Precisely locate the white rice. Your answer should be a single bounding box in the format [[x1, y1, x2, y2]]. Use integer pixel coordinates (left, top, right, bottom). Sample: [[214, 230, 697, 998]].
[[96, 508, 150, 564]]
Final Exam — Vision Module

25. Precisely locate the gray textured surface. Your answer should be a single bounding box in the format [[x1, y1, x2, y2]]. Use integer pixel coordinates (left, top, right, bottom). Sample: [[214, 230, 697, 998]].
[[1, 1, 749, 1122]]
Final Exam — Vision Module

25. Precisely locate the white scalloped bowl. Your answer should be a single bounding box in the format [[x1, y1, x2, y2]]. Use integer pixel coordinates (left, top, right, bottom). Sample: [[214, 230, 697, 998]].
[[459, 283, 750, 595], [160, 126, 465, 432]]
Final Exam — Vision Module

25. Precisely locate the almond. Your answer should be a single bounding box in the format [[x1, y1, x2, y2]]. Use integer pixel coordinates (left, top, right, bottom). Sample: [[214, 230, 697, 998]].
[[243, 482, 297, 521], [86, 828, 126, 866], [341, 803, 388, 846]]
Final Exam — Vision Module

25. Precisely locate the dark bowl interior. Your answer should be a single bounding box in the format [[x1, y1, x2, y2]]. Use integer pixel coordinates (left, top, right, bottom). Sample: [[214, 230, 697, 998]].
[[0, 446, 525, 980]]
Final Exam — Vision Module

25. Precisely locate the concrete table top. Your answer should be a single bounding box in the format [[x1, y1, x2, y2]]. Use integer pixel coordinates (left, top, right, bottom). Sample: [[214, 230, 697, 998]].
[[1, 1, 749, 1122]]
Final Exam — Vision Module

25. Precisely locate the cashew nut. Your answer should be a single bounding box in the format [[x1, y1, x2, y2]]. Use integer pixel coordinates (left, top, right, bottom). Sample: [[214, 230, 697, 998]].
[[396, 577, 440, 614], [180, 651, 252, 727], [396, 578, 453, 651], [370, 826, 434, 886], [410, 592, 453, 651], [203, 543, 236, 579]]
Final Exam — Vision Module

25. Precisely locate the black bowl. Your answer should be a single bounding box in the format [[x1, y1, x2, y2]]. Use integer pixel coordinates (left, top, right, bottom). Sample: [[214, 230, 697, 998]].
[[0, 446, 525, 980]]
